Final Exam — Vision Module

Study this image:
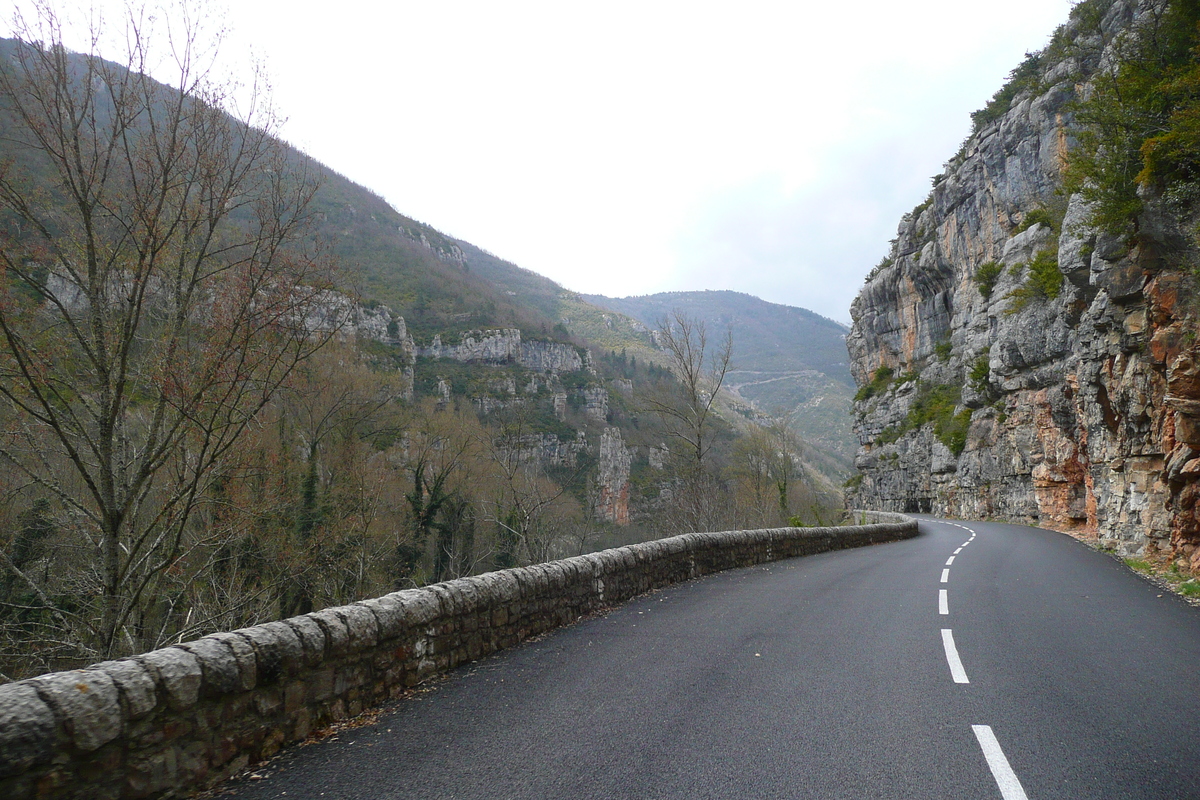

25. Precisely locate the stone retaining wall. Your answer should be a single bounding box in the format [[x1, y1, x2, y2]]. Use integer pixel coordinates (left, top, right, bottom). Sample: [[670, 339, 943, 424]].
[[0, 513, 916, 799]]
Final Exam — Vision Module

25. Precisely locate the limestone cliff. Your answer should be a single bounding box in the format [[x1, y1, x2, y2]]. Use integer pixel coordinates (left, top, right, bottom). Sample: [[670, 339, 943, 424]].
[[848, 0, 1200, 565], [415, 329, 584, 374]]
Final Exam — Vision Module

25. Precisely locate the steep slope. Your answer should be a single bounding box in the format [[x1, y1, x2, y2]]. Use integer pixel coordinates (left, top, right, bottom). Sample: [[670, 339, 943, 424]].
[[847, 0, 1200, 565], [588, 291, 856, 466]]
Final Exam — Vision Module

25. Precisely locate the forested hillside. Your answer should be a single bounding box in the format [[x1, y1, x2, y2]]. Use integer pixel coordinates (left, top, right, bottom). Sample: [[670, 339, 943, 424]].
[[588, 291, 857, 469], [0, 22, 839, 681]]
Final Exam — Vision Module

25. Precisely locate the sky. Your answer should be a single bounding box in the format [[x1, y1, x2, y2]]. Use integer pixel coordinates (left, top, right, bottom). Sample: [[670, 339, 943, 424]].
[[5, 1, 1078, 324]]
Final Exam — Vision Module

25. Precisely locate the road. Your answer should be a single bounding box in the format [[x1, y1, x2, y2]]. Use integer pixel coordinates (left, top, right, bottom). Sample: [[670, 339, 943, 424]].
[[217, 518, 1200, 799]]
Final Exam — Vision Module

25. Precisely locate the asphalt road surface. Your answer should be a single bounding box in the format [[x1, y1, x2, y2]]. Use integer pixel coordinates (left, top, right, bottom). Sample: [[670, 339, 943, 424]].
[[217, 518, 1200, 799]]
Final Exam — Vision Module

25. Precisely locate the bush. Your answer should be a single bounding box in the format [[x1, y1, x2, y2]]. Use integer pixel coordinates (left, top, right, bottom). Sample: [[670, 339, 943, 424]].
[[911, 383, 972, 456], [1006, 250, 1063, 312], [868, 381, 973, 456], [854, 365, 895, 402], [971, 52, 1043, 133], [974, 261, 1003, 298], [865, 256, 893, 283], [1014, 207, 1061, 235], [1066, 2, 1200, 235], [937, 409, 974, 456], [968, 348, 991, 394]]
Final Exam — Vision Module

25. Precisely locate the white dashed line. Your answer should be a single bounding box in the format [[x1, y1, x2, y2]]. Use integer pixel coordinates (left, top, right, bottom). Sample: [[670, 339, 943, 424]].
[[972, 725, 1029, 800], [927, 522, 1027, 795], [941, 629, 969, 683]]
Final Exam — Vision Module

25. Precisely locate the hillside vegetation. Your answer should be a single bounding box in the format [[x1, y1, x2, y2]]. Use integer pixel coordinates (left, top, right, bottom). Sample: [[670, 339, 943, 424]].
[[588, 291, 857, 469], [0, 19, 842, 682]]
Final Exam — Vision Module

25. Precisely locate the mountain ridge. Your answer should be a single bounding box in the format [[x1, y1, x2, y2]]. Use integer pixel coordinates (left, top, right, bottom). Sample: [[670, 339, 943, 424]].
[[585, 290, 856, 469]]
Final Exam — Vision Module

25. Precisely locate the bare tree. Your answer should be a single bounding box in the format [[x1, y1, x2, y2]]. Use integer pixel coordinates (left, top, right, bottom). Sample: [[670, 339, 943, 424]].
[[644, 311, 733, 532], [0, 5, 339, 665], [481, 405, 582, 568], [645, 311, 733, 471], [396, 401, 481, 587], [730, 422, 801, 528]]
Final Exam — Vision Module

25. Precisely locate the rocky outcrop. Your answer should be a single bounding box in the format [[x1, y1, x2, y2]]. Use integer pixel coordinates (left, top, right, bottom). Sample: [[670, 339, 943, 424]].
[[596, 428, 632, 525], [498, 432, 587, 471], [848, 0, 1200, 565], [582, 387, 609, 423], [519, 340, 585, 373], [416, 329, 584, 373]]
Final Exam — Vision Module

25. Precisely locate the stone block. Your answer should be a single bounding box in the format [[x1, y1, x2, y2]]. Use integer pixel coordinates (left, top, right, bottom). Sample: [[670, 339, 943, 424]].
[[558, 555, 590, 579], [283, 681, 305, 714], [547, 561, 574, 590], [236, 623, 304, 683], [452, 578, 485, 614], [291, 708, 313, 741], [307, 609, 351, 658], [392, 588, 444, 626], [252, 689, 282, 717], [28, 669, 121, 753], [0, 773, 35, 800], [484, 571, 520, 605], [360, 595, 411, 641], [424, 584, 457, 616], [92, 660, 157, 719], [138, 647, 203, 711], [179, 637, 240, 696], [260, 728, 285, 760], [205, 632, 257, 691], [337, 605, 380, 652], [0, 683, 56, 777], [524, 564, 552, 595], [308, 668, 334, 702], [461, 573, 499, 607], [126, 747, 178, 797], [178, 740, 211, 787], [662, 537, 687, 556], [281, 615, 327, 667], [629, 541, 659, 561]]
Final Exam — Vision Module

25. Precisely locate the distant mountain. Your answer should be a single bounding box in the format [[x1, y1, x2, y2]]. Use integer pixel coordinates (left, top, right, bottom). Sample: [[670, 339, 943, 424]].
[[585, 291, 851, 379], [585, 291, 856, 467]]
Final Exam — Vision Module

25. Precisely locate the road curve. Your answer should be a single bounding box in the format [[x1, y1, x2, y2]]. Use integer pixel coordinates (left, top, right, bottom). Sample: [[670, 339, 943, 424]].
[[217, 518, 1200, 799]]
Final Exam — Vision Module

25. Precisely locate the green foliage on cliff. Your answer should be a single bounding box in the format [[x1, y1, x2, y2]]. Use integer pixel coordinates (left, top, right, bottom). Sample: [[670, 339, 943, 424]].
[[968, 348, 992, 394], [872, 382, 972, 456], [1006, 250, 1064, 312], [974, 261, 1004, 298], [914, 384, 972, 456], [864, 256, 893, 283], [1014, 205, 1064, 235], [971, 52, 1045, 133], [854, 366, 894, 402], [1067, 0, 1200, 235]]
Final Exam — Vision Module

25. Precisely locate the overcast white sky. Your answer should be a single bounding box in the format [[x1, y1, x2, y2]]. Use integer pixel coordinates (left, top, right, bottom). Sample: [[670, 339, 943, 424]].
[[6, 1, 1077, 324]]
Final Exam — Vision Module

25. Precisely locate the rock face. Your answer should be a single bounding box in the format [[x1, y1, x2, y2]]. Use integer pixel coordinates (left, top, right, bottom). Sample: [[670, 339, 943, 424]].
[[415, 329, 583, 373], [848, 0, 1200, 565], [596, 428, 633, 525]]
